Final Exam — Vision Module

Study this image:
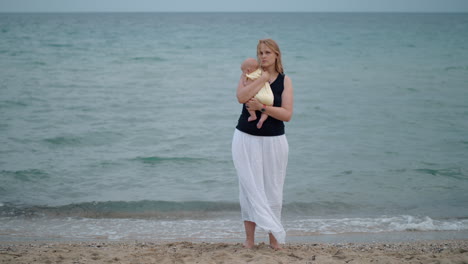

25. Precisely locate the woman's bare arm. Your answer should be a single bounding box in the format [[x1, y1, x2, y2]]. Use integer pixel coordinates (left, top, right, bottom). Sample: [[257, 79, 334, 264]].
[[236, 71, 270, 104]]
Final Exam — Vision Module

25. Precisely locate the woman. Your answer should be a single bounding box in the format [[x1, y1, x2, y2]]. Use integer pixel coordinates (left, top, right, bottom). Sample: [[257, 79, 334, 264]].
[[232, 39, 293, 250]]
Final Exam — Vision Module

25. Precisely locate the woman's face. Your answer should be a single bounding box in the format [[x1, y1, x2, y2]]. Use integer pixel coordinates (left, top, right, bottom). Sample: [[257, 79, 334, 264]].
[[258, 44, 277, 69]]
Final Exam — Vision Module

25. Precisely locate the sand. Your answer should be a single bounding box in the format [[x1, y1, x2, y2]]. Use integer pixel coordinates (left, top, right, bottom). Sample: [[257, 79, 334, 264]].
[[1, 240, 467, 264]]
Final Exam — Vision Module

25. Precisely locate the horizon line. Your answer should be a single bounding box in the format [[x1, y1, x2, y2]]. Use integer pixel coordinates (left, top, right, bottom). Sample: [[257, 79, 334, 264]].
[[1, 11, 468, 14]]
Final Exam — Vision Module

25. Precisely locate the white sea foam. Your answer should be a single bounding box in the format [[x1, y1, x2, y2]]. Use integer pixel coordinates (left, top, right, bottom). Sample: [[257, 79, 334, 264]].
[[287, 215, 468, 235], [1, 215, 467, 242]]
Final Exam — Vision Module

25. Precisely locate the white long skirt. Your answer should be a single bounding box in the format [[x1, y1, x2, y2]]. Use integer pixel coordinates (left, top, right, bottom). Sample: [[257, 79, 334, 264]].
[[231, 129, 288, 244]]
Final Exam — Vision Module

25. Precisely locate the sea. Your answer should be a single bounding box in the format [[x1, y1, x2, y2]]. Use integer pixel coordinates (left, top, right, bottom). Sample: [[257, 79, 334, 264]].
[[1, 12, 467, 243]]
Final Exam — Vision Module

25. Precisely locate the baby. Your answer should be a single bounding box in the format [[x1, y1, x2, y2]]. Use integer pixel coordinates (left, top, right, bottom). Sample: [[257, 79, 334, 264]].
[[241, 58, 273, 129]]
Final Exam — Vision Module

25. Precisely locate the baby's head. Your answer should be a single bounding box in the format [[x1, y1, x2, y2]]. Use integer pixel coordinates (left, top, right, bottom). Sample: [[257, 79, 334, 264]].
[[241, 57, 259, 74]]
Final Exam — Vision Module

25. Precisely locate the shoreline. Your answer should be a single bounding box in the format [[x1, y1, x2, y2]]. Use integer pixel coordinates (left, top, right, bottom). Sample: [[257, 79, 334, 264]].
[[2, 230, 468, 244], [1, 239, 467, 263]]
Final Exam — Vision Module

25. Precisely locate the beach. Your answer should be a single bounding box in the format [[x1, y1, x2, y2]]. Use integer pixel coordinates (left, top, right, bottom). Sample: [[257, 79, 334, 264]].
[[1, 240, 467, 264]]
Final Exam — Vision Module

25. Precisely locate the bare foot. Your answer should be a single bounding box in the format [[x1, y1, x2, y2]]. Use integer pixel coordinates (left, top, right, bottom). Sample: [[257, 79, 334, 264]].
[[256, 120, 264, 129], [269, 234, 282, 250], [269, 244, 283, 250], [248, 116, 257, 122], [243, 240, 255, 249]]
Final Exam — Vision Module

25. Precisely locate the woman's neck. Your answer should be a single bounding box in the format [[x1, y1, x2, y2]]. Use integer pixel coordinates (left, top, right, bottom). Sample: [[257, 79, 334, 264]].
[[263, 67, 279, 84], [263, 66, 277, 75]]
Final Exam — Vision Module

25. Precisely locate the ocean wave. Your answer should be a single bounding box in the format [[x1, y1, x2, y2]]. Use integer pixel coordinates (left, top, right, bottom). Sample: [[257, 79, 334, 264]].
[[46, 43, 73, 48], [32, 61, 46, 66], [0, 100, 28, 109], [43, 132, 124, 147], [1, 169, 50, 182], [0, 200, 240, 219], [0, 200, 362, 219], [288, 215, 468, 234], [444, 65, 468, 71], [414, 167, 466, 180], [0, 200, 392, 219], [130, 56, 166, 62], [43, 135, 82, 146], [285, 201, 361, 215], [0, 200, 401, 220], [132, 156, 208, 165]]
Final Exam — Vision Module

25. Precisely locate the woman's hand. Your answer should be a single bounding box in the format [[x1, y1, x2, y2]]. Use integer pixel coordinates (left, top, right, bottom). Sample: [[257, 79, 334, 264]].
[[245, 98, 262, 111], [261, 70, 270, 83]]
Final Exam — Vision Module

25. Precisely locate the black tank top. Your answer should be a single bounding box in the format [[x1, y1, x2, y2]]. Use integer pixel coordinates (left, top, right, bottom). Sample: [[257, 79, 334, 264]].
[[236, 74, 285, 136]]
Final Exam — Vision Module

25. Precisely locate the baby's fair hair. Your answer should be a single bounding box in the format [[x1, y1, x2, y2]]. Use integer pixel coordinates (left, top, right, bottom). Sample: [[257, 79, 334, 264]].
[[241, 57, 259, 73]]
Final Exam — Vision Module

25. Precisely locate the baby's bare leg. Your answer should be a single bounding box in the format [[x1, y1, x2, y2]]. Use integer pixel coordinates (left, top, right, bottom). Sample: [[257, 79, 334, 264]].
[[248, 110, 257, 122], [257, 113, 268, 129]]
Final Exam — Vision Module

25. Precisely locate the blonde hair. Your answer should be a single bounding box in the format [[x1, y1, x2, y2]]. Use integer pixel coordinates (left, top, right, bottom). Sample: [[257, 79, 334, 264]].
[[257, 39, 284, 74]]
